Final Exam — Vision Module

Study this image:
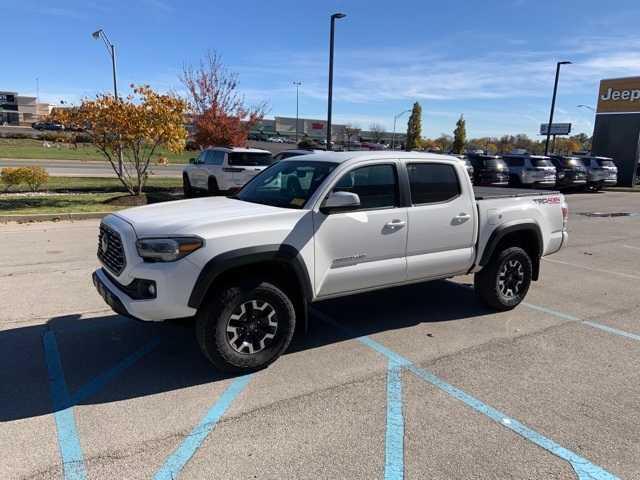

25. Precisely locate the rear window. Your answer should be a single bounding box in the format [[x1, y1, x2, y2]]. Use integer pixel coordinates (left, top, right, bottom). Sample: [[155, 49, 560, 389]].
[[486, 159, 507, 170], [228, 152, 273, 166], [532, 158, 553, 167], [596, 159, 615, 167], [579, 158, 592, 168]]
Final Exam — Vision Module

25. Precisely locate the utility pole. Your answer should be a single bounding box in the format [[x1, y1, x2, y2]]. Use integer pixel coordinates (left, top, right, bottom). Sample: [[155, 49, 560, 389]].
[[293, 81, 302, 142], [545, 61, 571, 155], [326, 13, 346, 151]]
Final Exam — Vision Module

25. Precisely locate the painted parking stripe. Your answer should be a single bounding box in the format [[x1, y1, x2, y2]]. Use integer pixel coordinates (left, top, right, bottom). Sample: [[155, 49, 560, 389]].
[[43, 330, 87, 480], [154, 374, 252, 480], [311, 308, 618, 480], [543, 257, 640, 280], [385, 362, 404, 480], [523, 302, 640, 342], [70, 337, 161, 405]]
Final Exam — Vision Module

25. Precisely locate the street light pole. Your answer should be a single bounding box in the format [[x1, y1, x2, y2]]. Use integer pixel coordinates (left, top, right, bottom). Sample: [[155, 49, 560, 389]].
[[327, 13, 346, 151], [545, 60, 571, 156], [391, 109, 411, 150], [92, 28, 122, 175], [293, 81, 302, 142]]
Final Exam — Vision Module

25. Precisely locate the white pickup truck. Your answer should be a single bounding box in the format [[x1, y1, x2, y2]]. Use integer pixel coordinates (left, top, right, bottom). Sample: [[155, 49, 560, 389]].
[[93, 152, 568, 372]]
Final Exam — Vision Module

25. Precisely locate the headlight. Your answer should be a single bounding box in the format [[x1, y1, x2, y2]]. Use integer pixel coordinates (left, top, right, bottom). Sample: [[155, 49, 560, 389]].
[[136, 237, 203, 262]]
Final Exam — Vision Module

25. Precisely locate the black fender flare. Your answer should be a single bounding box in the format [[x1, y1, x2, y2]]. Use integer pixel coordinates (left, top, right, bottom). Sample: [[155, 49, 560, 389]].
[[188, 244, 312, 329], [478, 222, 543, 280]]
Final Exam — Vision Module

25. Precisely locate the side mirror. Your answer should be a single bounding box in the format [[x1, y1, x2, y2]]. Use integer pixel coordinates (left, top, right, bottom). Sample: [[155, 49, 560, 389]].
[[320, 191, 361, 214]]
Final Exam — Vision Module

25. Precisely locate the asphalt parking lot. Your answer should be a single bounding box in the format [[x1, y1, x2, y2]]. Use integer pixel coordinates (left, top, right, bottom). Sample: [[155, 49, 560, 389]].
[[1, 191, 639, 480]]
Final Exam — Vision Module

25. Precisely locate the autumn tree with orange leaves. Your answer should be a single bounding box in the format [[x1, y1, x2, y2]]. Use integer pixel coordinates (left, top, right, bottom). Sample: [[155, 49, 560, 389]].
[[51, 85, 187, 195], [181, 51, 266, 148]]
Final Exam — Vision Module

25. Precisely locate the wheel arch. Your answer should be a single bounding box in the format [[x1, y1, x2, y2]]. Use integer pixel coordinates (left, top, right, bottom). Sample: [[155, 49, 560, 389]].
[[188, 245, 312, 332], [479, 222, 543, 281]]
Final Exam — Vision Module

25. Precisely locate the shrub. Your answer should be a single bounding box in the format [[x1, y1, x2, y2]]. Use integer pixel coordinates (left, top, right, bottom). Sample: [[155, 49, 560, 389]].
[[0, 166, 49, 191], [73, 133, 93, 143], [21, 166, 49, 191], [40, 132, 67, 142], [1, 168, 24, 191]]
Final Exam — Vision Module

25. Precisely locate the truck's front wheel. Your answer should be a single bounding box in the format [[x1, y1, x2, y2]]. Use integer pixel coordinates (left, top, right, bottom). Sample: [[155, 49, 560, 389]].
[[195, 282, 296, 373], [474, 247, 532, 311]]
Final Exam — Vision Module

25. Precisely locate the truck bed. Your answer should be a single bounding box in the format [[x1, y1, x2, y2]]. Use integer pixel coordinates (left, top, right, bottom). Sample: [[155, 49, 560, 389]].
[[473, 186, 559, 200]]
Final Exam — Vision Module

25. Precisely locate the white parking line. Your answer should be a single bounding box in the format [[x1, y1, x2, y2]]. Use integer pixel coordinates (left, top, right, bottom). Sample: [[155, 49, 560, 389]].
[[542, 257, 640, 280], [622, 245, 640, 251]]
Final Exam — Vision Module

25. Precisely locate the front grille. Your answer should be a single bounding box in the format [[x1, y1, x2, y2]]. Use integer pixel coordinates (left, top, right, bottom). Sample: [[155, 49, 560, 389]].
[[98, 224, 126, 275]]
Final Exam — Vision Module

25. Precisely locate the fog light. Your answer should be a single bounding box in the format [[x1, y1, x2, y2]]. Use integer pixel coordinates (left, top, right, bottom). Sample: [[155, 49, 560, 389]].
[[147, 283, 156, 297]]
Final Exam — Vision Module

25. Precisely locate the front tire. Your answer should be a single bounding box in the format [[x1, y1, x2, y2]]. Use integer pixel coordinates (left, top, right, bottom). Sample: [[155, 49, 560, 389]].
[[474, 247, 532, 311], [195, 282, 296, 373], [208, 176, 220, 196], [183, 174, 194, 198]]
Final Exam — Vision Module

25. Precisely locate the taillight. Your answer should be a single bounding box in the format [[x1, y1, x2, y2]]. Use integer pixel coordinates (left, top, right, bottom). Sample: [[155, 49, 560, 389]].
[[562, 203, 569, 230]]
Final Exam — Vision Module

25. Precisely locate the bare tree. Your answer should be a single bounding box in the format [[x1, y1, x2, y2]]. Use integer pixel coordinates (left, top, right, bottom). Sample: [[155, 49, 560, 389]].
[[369, 122, 386, 143], [343, 124, 361, 150]]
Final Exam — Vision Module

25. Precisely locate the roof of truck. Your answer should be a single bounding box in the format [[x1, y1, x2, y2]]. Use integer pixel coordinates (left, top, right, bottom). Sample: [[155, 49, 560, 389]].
[[285, 150, 460, 164]]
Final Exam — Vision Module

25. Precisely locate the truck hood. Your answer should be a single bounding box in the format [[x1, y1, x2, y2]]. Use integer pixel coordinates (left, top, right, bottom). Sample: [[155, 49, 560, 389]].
[[114, 197, 293, 237]]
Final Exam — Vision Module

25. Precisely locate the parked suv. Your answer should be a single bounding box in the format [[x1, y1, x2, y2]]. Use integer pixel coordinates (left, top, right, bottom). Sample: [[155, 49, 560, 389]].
[[183, 147, 273, 196], [273, 149, 324, 161], [451, 155, 474, 182], [466, 153, 509, 186], [549, 155, 588, 190], [502, 153, 556, 187], [575, 155, 618, 190]]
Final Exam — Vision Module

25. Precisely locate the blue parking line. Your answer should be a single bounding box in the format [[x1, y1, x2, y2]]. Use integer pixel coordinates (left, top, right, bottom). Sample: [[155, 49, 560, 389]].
[[70, 337, 161, 405], [154, 374, 253, 480], [524, 302, 640, 342], [311, 308, 618, 480], [385, 362, 404, 480], [43, 330, 87, 480]]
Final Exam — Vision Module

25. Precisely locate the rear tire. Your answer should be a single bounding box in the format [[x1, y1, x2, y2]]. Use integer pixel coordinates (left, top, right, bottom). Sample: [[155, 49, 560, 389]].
[[183, 174, 194, 198], [474, 247, 532, 311], [195, 282, 296, 373]]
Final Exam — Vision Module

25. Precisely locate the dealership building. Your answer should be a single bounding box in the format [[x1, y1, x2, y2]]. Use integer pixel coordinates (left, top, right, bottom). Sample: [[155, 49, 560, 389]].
[[253, 116, 406, 145], [0, 91, 49, 126], [592, 76, 640, 187]]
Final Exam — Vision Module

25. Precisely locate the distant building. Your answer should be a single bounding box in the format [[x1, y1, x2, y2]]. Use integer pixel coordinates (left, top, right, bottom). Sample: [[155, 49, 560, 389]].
[[0, 91, 50, 125]]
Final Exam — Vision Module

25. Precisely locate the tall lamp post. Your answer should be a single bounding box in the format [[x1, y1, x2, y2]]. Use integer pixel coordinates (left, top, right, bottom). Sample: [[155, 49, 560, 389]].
[[544, 60, 572, 155], [92, 28, 122, 175], [293, 81, 302, 142], [326, 12, 346, 151], [391, 109, 411, 150]]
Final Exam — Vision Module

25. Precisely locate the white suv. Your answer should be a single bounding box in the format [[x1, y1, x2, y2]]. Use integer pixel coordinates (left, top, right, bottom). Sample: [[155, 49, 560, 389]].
[[183, 147, 273, 196]]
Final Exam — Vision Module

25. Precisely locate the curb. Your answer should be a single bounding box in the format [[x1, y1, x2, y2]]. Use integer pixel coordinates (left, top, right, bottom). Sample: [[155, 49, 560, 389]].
[[606, 187, 640, 193], [0, 212, 110, 224]]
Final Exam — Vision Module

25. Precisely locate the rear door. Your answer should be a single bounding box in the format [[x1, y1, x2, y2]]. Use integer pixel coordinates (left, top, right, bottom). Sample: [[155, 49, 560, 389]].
[[313, 162, 408, 297], [405, 161, 476, 280]]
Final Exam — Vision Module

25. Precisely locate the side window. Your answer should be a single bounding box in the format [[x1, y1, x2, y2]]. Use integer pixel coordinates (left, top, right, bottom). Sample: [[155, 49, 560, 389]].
[[197, 151, 206, 164], [505, 157, 524, 167], [333, 164, 398, 210], [407, 163, 461, 204], [205, 151, 224, 165]]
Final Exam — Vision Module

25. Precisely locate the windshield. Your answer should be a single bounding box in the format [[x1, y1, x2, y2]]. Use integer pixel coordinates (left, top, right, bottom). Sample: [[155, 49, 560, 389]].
[[596, 159, 616, 168], [235, 160, 338, 209], [532, 158, 553, 167], [228, 152, 273, 166]]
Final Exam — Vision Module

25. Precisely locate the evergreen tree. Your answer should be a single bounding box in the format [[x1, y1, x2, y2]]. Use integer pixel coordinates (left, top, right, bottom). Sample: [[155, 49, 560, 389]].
[[452, 114, 467, 154], [405, 102, 422, 151]]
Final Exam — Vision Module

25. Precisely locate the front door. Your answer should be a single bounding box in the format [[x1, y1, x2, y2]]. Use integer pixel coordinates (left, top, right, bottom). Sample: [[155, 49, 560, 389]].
[[405, 161, 476, 280], [313, 162, 408, 297]]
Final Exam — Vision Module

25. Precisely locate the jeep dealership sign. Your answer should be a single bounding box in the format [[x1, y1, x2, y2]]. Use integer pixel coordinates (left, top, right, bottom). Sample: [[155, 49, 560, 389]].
[[596, 76, 640, 114]]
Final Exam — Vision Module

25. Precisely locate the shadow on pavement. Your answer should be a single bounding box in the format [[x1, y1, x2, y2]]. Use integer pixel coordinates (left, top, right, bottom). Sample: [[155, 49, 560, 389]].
[[0, 279, 490, 422]]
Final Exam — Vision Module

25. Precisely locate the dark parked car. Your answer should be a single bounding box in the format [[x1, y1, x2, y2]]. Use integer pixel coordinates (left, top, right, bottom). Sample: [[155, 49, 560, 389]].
[[272, 149, 324, 161], [549, 155, 588, 190], [466, 153, 509, 186], [31, 121, 64, 131]]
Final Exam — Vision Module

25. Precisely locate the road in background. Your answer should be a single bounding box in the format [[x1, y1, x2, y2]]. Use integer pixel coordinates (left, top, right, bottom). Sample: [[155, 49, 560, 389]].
[[0, 158, 183, 177], [1, 192, 639, 479]]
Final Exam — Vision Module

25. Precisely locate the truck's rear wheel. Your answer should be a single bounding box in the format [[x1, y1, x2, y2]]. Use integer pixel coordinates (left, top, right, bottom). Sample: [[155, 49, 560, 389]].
[[195, 282, 296, 373], [474, 247, 532, 311], [183, 174, 194, 198]]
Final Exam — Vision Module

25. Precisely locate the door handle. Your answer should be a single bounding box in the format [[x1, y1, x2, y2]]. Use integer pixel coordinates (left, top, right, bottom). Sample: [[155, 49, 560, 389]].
[[452, 213, 471, 224], [385, 219, 406, 229]]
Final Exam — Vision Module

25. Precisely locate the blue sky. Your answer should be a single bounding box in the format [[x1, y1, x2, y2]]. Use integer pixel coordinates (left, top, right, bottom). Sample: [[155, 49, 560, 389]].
[[5, 0, 640, 138]]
